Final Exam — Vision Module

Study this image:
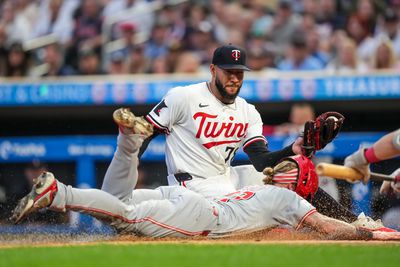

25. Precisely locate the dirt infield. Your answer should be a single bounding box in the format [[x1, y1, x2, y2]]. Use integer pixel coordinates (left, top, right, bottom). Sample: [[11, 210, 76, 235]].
[[1, 229, 399, 249]]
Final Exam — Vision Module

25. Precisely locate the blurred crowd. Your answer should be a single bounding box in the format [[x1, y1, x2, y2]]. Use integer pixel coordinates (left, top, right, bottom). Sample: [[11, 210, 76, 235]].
[[0, 0, 400, 77]]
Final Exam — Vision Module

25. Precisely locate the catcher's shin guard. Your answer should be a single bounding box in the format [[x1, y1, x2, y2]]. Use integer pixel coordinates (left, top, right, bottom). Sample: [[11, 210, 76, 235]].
[[113, 108, 154, 137], [11, 172, 58, 223]]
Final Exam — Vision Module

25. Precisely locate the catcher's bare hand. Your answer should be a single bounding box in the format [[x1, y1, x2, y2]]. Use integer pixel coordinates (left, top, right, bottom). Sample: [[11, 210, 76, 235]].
[[292, 136, 304, 155]]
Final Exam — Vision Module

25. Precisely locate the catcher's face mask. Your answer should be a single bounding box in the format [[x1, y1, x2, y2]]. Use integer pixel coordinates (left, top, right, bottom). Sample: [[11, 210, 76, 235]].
[[273, 155, 319, 199]]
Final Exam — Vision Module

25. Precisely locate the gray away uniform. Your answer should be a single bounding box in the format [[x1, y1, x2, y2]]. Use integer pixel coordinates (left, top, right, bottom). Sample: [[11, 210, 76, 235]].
[[49, 134, 315, 238]]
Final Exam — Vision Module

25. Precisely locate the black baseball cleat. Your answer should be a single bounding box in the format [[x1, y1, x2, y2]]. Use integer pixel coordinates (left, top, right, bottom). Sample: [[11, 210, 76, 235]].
[[11, 172, 58, 224], [113, 108, 154, 137]]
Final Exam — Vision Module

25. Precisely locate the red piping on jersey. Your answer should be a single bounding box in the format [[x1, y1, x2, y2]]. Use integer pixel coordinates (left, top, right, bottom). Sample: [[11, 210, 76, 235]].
[[242, 137, 267, 150], [295, 208, 317, 230], [66, 204, 209, 236], [145, 115, 170, 134], [203, 140, 241, 149]]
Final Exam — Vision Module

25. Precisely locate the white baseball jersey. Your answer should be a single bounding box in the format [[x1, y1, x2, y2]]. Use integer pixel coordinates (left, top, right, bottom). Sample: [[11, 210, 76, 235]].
[[210, 185, 316, 236], [146, 82, 266, 195]]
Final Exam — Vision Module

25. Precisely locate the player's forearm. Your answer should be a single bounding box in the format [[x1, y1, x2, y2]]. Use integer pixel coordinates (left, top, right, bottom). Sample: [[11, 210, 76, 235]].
[[371, 130, 400, 161], [304, 212, 373, 240], [320, 217, 372, 240], [244, 141, 295, 171]]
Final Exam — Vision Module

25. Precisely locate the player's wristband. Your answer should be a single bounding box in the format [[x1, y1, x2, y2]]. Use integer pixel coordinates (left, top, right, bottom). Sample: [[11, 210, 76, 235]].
[[355, 228, 374, 240], [364, 147, 380, 163]]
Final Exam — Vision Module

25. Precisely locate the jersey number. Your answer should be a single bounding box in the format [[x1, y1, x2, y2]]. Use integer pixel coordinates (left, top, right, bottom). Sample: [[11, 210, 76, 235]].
[[225, 146, 239, 163], [218, 191, 255, 203]]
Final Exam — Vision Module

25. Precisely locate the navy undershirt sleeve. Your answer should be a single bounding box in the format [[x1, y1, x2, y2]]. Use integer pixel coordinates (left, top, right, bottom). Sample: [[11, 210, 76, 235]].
[[243, 140, 295, 171]]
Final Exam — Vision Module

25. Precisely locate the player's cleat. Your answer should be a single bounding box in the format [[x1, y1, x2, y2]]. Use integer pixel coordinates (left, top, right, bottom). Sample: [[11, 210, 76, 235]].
[[351, 212, 397, 232], [113, 108, 154, 137], [11, 172, 58, 224]]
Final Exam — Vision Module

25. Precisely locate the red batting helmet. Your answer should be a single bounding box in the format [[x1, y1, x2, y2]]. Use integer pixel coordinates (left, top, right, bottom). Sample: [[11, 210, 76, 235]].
[[292, 155, 318, 199], [277, 155, 319, 199]]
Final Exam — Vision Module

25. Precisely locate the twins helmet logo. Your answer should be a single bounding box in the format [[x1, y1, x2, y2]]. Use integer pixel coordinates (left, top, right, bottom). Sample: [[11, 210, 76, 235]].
[[231, 49, 241, 61]]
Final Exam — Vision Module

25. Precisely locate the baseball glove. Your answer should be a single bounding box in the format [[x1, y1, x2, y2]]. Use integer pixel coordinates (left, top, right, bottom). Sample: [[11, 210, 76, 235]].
[[302, 111, 345, 158]]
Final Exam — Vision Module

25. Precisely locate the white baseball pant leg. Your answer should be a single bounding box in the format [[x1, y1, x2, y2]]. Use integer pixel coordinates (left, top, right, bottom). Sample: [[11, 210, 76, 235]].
[[50, 182, 217, 237]]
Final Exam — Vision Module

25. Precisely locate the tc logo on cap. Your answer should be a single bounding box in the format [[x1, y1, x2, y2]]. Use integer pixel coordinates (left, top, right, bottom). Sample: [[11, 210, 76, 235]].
[[211, 45, 250, 71], [231, 49, 241, 61]]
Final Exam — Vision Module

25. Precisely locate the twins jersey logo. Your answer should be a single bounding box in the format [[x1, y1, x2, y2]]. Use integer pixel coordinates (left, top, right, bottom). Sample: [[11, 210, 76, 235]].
[[193, 112, 248, 149], [231, 50, 241, 61]]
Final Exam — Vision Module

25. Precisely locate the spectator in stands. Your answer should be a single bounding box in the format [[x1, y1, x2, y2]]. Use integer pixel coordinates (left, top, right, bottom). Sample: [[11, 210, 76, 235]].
[[346, 14, 376, 63], [0, 24, 7, 76], [4, 42, 31, 77], [0, 1, 18, 45], [102, 0, 154, 40], [116, 22, 137, 60], [374, 9, 400, 58], [249, 1, 274, 39], [32, 0, 78, 45], [128, 46, 150, 74], [230, 27, 248, 48], [184, 22, 214, 64], [41, 42, 76, 77], [266, 0, 301, 57], [306, 29, 330, 67], [65, 0, 103, 69], [212, 2, 244, 44], [301, 11, 317, 33], [164, 42, 183, 73], [301, 0, 319, 15], [277, 30, 324, 71], [148, 56, 169, 74], [207, 0, 226, 44], [353, 0, 378, 36], [325, 37, 368, 74], [77, 47, 104, 75], [144, 21, 170, 62], [107, 50, 128, 75], [174, 52, 202, 74], [247, 46, 276, 71], [370, 38, 399, 70], [185, 3, 209, 34], [274, 103, 315, 136], [12, 0, 39, 43], [237, 8, 256, 40], [159, 2, 187, 47], [316, 0, 346, 35]]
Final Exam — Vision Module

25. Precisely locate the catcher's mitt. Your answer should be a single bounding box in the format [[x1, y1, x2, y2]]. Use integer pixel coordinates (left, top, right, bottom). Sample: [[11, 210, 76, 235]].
[[302, 111, 345, 158]]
